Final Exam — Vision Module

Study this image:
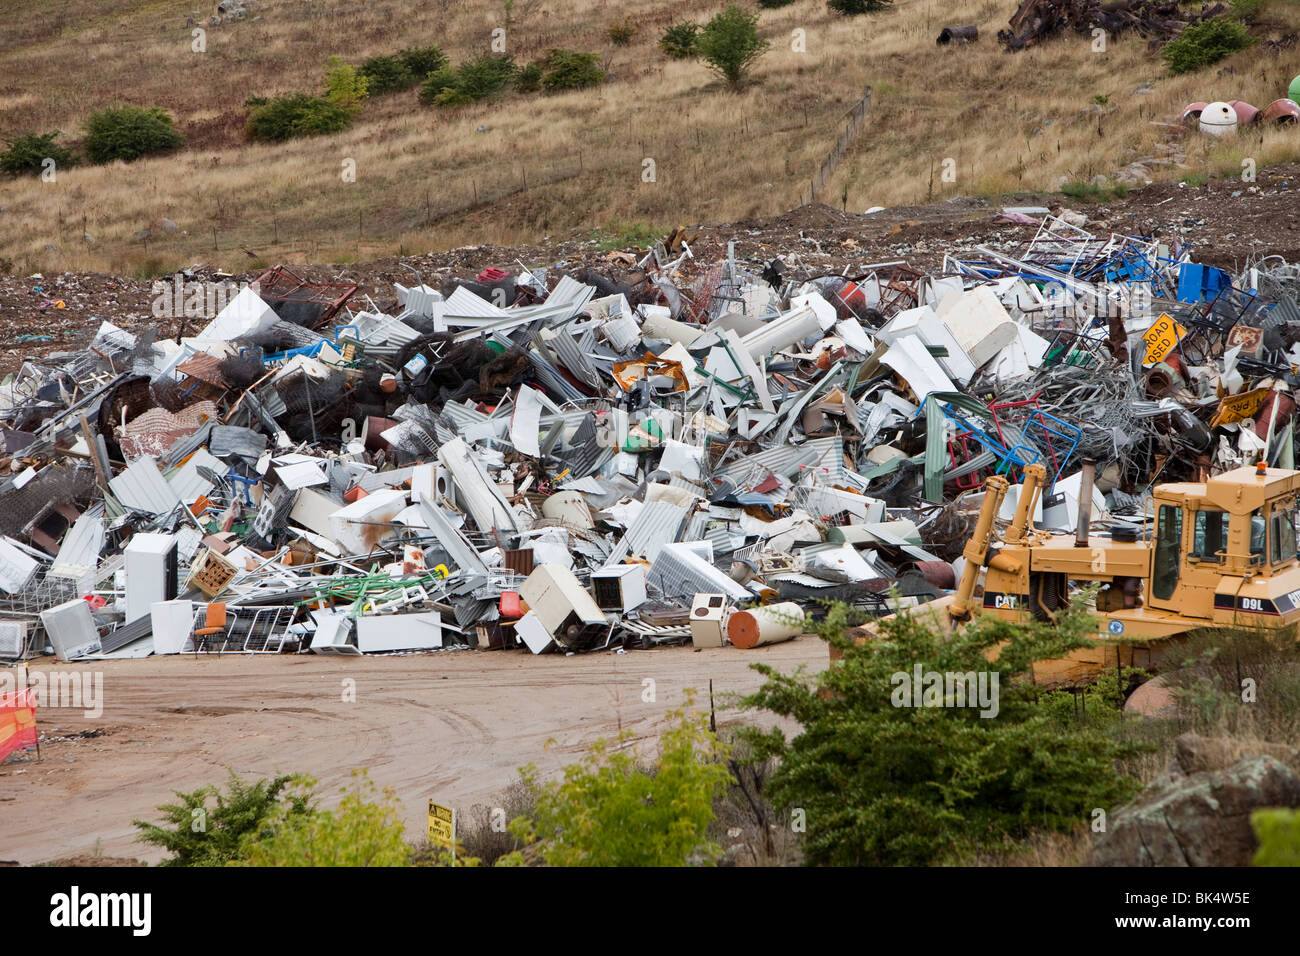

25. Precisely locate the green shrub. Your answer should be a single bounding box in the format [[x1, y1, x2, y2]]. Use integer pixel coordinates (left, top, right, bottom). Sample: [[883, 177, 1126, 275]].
[[740, 598, 1147, 866], [660, 22, 701, 59], [1253, 808, 1300, 866], [541, 49, 605, 92], [515, 61, 544, 93], [504, 705, 730, 866], [697, 6, 770, 90], [360, 54, 415, 94], [828, 0, 893, 14], [0, 131, 77, 177], [133, 771, 312, 866], [608, 20, 636, 46], [398, 44, 448, 79], [82, 106, 184, 165], [432, 87, 476, 108], [418, 67, 461, 105], [421, 55, 517, 108], [324, 55, 370, 112], [1162, 18, 1254, 75], [454, 54, 517, 99], [245, 94, 353, 141], [235, 773, 412, 867]]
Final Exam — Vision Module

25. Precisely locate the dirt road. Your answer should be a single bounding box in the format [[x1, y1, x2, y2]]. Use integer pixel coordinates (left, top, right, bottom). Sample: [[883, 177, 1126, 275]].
[[0, 639, 826, 865]]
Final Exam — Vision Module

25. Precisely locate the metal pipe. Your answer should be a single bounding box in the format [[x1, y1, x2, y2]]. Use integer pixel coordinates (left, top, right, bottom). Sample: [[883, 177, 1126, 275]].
[[1075, 457, 1097, 548], [950, 474, 1009, 620]]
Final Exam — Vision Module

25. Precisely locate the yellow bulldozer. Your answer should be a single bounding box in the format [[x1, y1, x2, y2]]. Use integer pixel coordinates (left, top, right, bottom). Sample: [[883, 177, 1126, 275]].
[[851, 459, 1300, 685]]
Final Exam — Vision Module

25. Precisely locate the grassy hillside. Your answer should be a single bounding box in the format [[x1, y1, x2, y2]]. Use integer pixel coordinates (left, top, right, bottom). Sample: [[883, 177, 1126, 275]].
[[1, 0, 1298, 277]]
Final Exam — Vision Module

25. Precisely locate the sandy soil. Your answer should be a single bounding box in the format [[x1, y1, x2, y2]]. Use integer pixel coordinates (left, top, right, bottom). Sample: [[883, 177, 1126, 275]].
[[0, 638, 826, 865]]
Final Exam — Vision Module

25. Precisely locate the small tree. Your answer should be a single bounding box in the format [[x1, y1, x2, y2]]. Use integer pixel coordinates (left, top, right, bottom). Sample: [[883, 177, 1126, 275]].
[[0, 132, 77, 177], [1161, 18, 1253, 75], [696, 6, 770, 91], [236, 772, 411, 867], [360, 54, 415, 94], [540, 49, 605, 92], [82, 106, 184, 164], [660, 22, 701, 59], [398, 44, 448, 80], [245, 94, 353, 141], [505, 704, 731, 866], [741, 598, 1147, 866], [133, 771, 312, 866], [828, 0, 894, 14], [325, 56, 370, 112]]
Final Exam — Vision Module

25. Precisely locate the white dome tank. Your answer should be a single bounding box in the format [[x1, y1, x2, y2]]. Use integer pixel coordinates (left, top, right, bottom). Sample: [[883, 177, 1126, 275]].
[[1199, 101, 1238, 137]]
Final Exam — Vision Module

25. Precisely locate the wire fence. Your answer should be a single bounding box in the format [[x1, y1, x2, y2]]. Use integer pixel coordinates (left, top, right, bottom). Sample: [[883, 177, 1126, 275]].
[[801, 86, 872, 207]]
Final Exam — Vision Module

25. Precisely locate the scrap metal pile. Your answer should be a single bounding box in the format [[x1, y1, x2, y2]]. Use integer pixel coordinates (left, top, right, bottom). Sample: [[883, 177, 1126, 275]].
[[2, 216, 1300, 661]]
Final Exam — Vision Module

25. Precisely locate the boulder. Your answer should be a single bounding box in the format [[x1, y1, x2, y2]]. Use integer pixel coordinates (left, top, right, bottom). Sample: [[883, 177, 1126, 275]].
[[1090, 755, 1300, 866]]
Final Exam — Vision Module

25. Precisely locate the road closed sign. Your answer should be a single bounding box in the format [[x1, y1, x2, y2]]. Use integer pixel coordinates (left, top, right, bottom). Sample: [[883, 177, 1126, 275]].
[[1142, 313, 1187, 365]]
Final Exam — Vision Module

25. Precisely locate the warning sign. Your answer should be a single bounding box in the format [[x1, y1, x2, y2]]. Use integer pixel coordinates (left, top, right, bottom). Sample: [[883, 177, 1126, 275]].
[[1142, 314, 1187, 365], [427, 800, 455, 848], [1210, 387, 1271, 428]]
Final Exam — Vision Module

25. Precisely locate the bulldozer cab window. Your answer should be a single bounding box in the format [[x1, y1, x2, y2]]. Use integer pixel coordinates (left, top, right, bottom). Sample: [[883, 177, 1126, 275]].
[[1153, 504, 1182, 601], [1190, 509, 1226, 561], [1231, 510, 1267, 564], [1271, 507, 1298, 565]]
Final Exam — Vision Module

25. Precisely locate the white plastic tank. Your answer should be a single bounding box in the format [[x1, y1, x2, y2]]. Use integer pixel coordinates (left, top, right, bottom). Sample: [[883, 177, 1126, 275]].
[[1199, 102, 1238, 137]]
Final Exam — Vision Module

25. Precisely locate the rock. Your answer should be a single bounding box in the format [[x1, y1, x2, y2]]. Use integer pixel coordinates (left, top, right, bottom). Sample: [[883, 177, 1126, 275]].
[[156, 218, 179, 232], [1174, 732, 1300, 776], [1114, 163, 1152, 188], [1049, 175, 1069, 191], [1125, 675, 1176, 717], [1058, 208, 1089, 228], [1090, 174, 1109, 188], [1090, 755, 1300, 866], [1133, 82, 1155, 95], [133, 229, 151, 241]]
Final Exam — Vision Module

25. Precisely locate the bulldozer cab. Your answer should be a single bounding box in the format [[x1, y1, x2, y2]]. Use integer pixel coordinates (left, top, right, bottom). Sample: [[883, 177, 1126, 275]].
[[1148, 467, 1300, 624]]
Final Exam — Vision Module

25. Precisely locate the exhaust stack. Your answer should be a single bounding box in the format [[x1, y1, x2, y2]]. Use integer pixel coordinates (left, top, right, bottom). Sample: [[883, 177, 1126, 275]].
[[1075, 457, 1097, 548]]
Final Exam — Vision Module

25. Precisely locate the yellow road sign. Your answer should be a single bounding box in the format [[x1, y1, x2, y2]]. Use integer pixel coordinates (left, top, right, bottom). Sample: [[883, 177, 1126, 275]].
[[1210, 387, 1271, 428], [427, 800, 455, 848], [1142, 314, 1187, 365]]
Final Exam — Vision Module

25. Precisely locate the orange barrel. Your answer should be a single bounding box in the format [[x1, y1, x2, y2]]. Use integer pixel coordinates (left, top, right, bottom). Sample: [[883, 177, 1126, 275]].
[[728, 602, 805, 649]]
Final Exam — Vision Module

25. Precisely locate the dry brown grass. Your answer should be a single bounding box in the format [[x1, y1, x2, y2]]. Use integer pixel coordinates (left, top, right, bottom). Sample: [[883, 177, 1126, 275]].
[[2, 0, 1299, 276]]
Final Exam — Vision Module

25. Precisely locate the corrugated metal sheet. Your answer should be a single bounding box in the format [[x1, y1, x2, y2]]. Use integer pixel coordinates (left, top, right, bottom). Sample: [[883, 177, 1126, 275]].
[[604, 500, 687, 566], [445, 286, 507, 319], [49, 506, 106, 580], [167, 449, 224, 504], [648, 542, 750, 600], [715, 436, 843, 486], [108, 457, 183, 515], [546, 330, 600, 388], [547, 275, 596, 310]]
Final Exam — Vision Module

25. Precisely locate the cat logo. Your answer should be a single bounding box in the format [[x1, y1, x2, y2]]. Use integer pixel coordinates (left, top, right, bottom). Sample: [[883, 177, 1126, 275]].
[[993, 594, 1019, 610]]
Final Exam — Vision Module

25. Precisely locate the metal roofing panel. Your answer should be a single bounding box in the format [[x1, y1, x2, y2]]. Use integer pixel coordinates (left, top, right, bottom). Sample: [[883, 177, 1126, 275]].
[[108, 457, 183, 516], [49, 506, 106, 580], [715, 436, 843, 485]]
